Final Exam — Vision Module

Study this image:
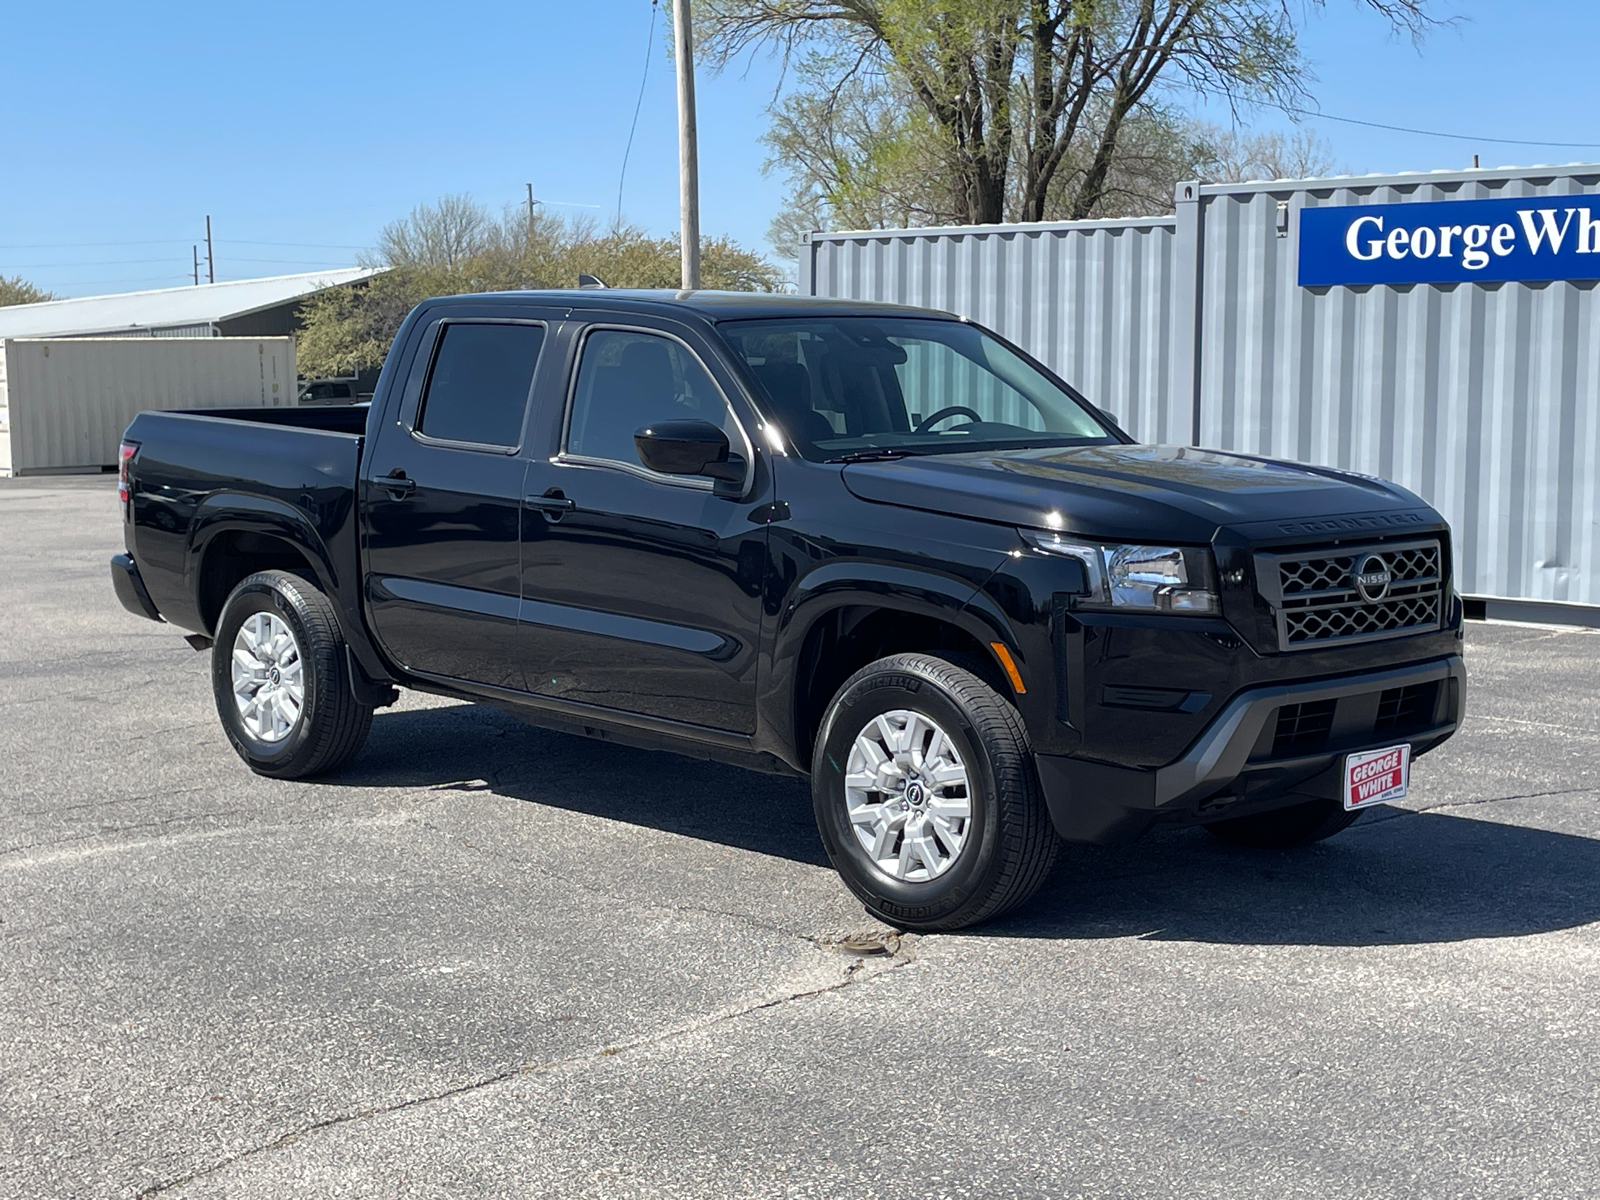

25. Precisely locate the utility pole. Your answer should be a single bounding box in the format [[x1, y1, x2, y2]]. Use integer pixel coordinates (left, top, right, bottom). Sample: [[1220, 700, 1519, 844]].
[[526, 183, 536, 240], [192, 245, 200, 286], [205, 215, 215, 284], [673, 0, 700, 289]]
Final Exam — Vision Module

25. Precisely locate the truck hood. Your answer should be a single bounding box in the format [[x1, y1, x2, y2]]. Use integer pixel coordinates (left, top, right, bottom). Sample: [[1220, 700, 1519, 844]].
[[841, 444, 1433, 544]]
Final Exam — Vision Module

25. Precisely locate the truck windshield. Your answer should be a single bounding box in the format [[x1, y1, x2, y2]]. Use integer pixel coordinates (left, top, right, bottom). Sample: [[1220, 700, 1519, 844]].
[[719, 316, 1115, 462]]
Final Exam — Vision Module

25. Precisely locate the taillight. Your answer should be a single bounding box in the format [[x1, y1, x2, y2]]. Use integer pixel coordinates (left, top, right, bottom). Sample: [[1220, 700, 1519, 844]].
[[118, 441, 138, 518]]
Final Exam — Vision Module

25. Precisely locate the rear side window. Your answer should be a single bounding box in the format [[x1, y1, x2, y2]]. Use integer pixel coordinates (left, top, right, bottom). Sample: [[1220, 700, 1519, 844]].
[[417, 322, 545, 447]]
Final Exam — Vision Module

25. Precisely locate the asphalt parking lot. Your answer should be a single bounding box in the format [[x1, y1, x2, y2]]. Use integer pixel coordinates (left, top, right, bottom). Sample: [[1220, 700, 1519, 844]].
[[3, 474, 1599, 1200]]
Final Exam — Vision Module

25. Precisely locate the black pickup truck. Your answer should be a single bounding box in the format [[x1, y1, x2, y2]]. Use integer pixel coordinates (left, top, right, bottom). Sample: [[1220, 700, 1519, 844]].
[[110, 291, 1464, 931]]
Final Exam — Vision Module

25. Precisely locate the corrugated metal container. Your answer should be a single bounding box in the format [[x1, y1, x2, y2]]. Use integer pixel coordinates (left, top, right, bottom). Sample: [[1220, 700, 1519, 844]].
[[806, 217, 1187, 442], [0, 336, 296, 475], [804, 165, 1600, 620], [1188, 168, 1600, 611]]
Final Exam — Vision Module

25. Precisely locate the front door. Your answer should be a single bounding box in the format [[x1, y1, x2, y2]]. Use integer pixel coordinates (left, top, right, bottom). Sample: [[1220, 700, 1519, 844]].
[[363, 316, 548, 688], [519, 323, 769, 733]]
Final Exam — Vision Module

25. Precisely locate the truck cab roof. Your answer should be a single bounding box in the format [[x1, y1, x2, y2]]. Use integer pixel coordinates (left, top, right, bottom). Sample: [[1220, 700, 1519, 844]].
[[415, 289, 954, 324]]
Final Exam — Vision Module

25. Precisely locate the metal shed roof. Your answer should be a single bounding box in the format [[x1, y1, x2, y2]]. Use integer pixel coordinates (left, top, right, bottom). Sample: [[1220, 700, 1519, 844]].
[[0, 268, 382, 339]]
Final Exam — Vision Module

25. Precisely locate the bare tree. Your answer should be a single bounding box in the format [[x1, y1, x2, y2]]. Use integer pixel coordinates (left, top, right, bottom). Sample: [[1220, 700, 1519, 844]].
[[1197, 124, 1339, 182], [300, 198, 784, 377], [704, 0, 1440, 226], [368, 194, 495, 270]]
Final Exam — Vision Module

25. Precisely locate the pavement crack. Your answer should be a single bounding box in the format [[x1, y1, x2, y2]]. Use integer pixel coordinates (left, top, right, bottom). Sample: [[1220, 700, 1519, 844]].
[[1358, 785, 1599, 825], [133, 949, 912, 1198]]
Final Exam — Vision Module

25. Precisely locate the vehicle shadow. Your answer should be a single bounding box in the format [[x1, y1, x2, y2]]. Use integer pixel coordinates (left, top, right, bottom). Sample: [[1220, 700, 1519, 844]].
[[330, 699, 828, 868], [993, 809, 1600, 947], [333, 701, 1600, 947]]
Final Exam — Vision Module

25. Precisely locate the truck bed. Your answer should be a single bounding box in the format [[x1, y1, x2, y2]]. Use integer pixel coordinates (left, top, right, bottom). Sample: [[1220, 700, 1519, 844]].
[[161, 404, 371, 434], [120, 405, 371, 669]]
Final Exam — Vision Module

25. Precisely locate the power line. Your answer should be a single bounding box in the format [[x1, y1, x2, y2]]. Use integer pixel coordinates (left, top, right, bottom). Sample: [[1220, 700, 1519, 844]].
[[0, 239, 192, 249], [226, 239, 368, 249], [218, 257, 360, 266], [1284, 105, 1600, 150], [0, 237, 367, 250], [617, 0, 660, 226], [0, 257, 186, 268]]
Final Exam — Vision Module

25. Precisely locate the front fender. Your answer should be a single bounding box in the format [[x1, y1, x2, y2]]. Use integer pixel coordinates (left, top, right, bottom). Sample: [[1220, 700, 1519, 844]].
[[756, 556, 1019, 770], [775, 560, 1014, 653]]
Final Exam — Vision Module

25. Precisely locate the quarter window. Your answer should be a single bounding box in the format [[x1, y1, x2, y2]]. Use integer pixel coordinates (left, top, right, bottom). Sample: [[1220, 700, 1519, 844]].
[[417, 322, 545, 447], [567, 329, 741, 469]]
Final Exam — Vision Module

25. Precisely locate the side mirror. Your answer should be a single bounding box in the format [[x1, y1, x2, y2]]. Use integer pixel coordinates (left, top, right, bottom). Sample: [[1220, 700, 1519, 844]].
[[634, 419, 745, 483], [1099, 409, 1120, 427]]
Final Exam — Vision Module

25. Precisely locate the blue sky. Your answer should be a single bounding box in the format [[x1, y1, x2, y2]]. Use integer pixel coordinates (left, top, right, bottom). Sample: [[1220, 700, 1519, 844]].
[[2, 0, 1597, 297]]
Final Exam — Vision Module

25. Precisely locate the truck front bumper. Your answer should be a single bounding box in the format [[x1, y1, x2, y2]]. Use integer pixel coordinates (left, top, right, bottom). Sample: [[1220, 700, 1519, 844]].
[[110, 553, 163, 623], [1035, 654, 1465, 844]]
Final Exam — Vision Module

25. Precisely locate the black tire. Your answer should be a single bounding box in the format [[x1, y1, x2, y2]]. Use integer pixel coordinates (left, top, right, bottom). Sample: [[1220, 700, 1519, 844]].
[[211, 570, 373, 779], [1203, 797, 1361, 849], [811, 653, 1059, 932]]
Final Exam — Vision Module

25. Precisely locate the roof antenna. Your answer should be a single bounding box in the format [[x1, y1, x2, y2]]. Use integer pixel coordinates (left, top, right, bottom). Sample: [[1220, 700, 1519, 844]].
[[577, 274, 608, 289]]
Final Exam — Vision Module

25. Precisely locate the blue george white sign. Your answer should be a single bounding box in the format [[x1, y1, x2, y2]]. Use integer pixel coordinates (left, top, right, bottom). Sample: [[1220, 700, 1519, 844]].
[[1298, 196, 1600, 286]]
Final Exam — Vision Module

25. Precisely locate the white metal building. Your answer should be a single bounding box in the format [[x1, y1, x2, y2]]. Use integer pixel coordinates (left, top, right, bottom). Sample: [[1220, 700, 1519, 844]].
[[0, 269, 380, 475], [0, 268, 380, 341]]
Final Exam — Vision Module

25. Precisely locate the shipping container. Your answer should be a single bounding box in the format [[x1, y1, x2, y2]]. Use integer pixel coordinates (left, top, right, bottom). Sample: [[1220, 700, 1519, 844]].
[[803, 164, 1600, 623], [0, 336, 296, 476]]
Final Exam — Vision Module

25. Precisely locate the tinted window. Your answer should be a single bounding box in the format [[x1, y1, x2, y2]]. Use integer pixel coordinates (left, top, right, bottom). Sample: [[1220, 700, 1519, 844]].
[[418, 322, 545, 447], [720, 317, 1112, 461], [567, 329, 739, 467]]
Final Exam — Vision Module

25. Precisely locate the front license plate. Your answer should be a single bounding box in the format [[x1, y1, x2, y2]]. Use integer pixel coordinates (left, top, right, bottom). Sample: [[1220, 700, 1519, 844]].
[[1344, 744, 1411, 810]]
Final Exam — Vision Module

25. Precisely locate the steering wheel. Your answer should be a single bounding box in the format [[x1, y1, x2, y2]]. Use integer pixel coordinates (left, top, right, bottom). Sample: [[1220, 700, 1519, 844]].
[[913, 405, 984, 433]]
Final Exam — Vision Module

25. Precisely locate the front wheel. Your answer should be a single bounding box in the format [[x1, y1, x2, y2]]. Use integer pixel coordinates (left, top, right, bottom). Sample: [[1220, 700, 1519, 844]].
[[811, 654, 1059, 932], [1203, 797, 1361, 849], [212, 570, 373, 779]]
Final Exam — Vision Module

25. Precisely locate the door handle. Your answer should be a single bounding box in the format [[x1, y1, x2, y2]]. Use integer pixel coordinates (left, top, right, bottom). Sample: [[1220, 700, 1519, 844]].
[[382, 469, 417, 498], [524, 494, 576, 515]]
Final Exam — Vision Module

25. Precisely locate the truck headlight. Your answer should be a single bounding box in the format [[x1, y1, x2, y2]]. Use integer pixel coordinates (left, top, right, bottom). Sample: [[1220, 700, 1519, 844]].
[[1020, 531, 1219, 614]]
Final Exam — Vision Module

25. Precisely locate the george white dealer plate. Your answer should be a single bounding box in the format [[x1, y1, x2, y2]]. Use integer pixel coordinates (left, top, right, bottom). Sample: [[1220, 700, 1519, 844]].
[[1344, 744, 1411, 811]]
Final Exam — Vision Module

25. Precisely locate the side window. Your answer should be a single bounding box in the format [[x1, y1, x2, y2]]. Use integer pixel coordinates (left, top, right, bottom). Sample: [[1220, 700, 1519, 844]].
[[416, 322, 545, 447], [567, 329, 739, 468]]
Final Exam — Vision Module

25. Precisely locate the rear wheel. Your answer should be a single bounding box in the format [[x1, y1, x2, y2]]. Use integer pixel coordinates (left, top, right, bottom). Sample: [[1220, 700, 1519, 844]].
[[811, 653, 1058, 932], [1203, 797, 1360, 849], [212, 570, 373, 779]]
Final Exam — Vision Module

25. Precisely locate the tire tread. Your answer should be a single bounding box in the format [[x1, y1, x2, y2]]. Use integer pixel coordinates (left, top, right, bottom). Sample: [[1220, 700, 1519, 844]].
[[816, 652, 1059, 930], [215, 570, 372, 779]]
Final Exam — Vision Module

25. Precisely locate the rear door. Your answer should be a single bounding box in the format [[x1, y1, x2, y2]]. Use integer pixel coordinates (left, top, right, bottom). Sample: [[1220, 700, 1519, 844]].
[[362, 310, 556, 687], [517, 316, 771, 733]]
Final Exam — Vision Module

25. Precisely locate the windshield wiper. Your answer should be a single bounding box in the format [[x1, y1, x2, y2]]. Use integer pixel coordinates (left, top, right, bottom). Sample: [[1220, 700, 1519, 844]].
[[828, 448, 926, 463]]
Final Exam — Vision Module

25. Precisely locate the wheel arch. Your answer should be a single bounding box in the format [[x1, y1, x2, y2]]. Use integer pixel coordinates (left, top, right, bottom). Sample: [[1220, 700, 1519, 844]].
[[185, 495, 394, 685], [187, 496, 337, 633], [771, 565, 1021, 769]]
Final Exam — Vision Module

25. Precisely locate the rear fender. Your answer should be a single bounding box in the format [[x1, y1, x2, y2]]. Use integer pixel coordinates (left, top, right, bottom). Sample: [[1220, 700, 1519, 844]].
[[185, 494, 393, 683]]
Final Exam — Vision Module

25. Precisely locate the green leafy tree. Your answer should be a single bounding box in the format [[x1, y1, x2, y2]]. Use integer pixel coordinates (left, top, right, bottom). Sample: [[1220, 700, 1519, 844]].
[[297, 197, 784, 377], [0, 275, 56, 307], [703, 0, 1436, 234]]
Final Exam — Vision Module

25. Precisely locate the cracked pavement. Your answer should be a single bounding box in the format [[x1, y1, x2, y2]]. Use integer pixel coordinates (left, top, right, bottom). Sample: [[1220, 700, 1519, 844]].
[[4, 476, 1600, 1199]]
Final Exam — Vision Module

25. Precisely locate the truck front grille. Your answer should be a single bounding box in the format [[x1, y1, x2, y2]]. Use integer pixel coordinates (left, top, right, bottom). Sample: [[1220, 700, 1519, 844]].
[[1254, 680, 1444, 761], [1272, 699, 1338, 755], [1374, 681, 1439, 736], [1257, 539, 1444, 651]]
